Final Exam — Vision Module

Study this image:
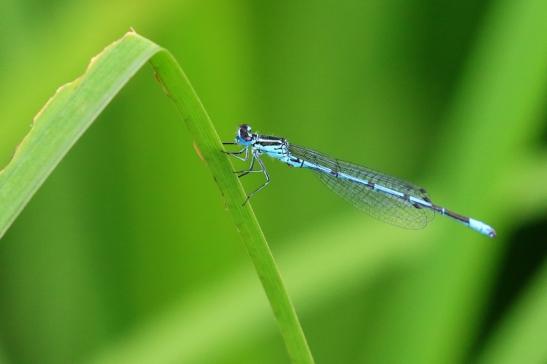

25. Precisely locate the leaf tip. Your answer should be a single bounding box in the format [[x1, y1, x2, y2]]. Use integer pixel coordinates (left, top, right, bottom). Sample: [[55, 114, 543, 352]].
[[86, 31, 135, 74]]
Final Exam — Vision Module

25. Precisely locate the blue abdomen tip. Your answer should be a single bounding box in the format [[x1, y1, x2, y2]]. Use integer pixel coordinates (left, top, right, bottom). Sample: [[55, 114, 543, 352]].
[[469, 218, 496, 238]]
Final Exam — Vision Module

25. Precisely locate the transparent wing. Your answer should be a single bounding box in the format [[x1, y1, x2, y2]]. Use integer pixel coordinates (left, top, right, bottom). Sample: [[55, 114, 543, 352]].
[[289, 144, 435, 229]]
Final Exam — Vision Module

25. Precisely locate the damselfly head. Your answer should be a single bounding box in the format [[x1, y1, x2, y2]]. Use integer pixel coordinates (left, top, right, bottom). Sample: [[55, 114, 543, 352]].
[[236, 124, 256, 145]]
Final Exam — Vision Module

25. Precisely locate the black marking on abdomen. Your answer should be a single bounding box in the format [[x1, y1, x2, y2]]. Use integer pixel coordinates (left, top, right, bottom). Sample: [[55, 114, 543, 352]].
[[431, 204, 469, 223], [431, 204, 444, 214], [445, 209, 469, 223]]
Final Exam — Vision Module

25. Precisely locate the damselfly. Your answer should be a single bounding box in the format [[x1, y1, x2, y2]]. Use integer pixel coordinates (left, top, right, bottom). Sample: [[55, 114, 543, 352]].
[[223, 124, 496, 238]]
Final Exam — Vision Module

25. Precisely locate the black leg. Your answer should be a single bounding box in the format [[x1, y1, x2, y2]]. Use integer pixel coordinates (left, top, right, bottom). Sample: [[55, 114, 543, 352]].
[[242, 153, 271, 205], [235, 154, 256, 178], [223, 146, 249, 161]]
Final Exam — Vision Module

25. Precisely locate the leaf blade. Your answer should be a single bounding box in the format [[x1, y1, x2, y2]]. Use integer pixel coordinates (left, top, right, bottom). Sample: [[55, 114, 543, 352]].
[[0, 31, 161, 238], [0, 31, 314, 364]]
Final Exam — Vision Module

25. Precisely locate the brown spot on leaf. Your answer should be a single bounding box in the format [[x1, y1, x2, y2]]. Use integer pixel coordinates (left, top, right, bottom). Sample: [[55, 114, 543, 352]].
[[193, 141, 205, 161]]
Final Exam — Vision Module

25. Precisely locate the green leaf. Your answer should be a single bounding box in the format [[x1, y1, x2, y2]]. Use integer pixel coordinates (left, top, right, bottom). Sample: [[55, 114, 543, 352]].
[[353, 0, 547, 361], [476, 263, 547, 364], [0, 31, 314, 364]]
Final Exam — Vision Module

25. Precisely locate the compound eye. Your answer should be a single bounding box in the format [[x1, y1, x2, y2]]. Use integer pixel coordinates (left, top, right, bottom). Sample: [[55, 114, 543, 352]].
[[239, 124, 253, 141]]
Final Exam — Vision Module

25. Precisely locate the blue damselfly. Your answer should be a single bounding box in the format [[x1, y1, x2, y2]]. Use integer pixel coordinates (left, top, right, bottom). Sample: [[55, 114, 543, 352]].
[[223, 124, 496, 238]]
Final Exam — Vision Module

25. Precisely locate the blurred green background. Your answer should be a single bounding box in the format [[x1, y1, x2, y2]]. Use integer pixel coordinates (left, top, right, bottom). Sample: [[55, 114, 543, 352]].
[[0, 0, 546, 363]]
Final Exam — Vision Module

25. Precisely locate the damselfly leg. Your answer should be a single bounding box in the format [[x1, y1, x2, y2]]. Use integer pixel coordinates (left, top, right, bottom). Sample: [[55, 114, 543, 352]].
[[235, 152, 258, 178], [222, 142, 249, 162], [224, 143, 271, 204], [242, 152, 270, 205]]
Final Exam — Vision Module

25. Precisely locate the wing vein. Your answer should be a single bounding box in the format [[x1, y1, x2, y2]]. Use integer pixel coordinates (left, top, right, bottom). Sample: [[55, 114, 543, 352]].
[[289, 144, 435, 229]]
